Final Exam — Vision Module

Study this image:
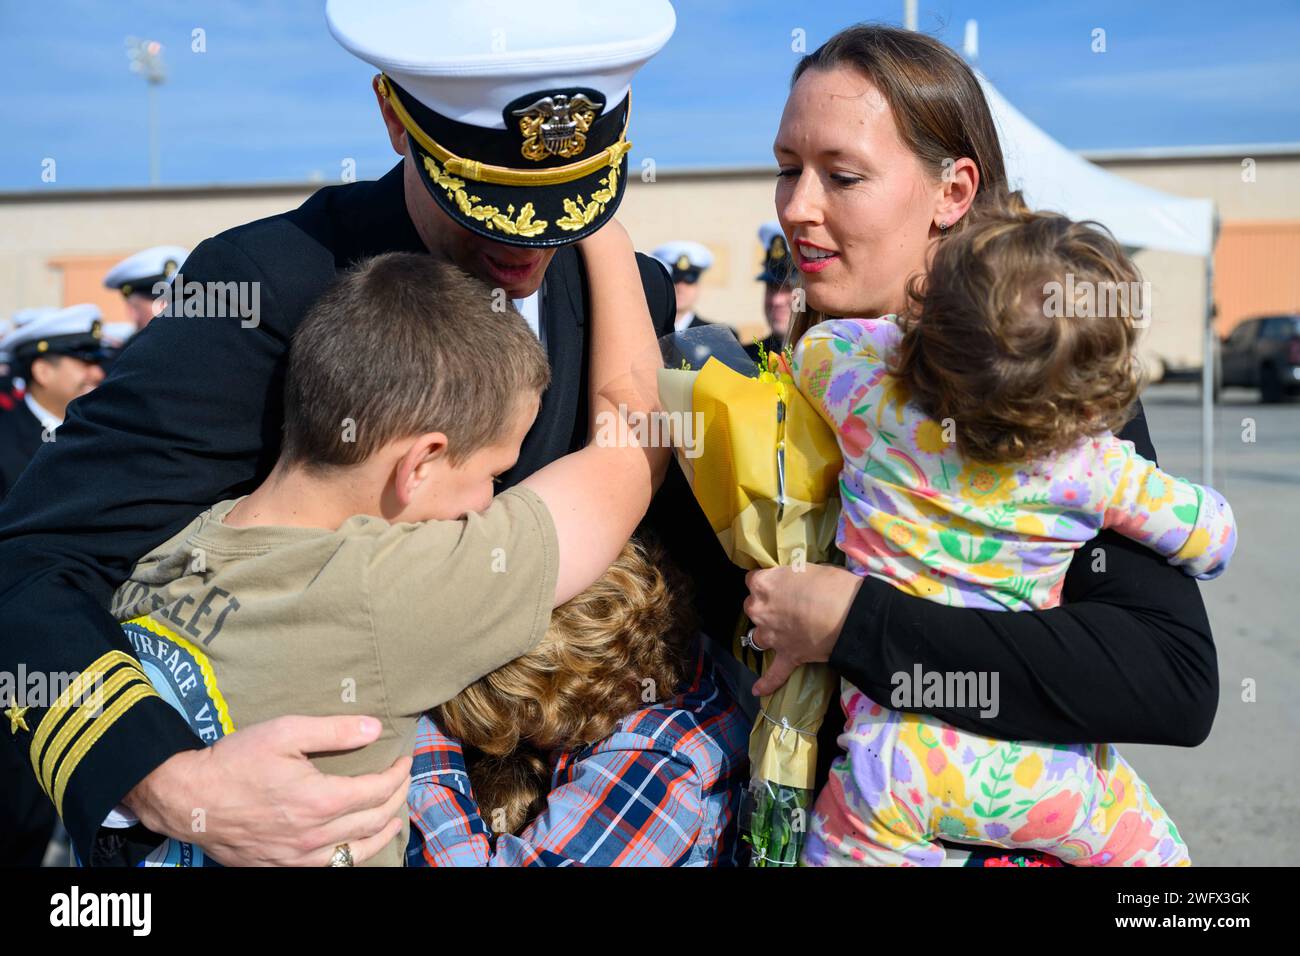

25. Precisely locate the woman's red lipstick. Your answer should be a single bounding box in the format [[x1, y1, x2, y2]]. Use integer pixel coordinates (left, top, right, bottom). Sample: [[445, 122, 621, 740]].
[[796, 241, 840, 274]]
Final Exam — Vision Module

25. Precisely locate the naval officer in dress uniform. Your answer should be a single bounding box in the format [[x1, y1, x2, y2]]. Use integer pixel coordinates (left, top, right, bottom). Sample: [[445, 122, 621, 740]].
[[745, 221, 796, 362], [102, 245, 190, 339], [0, 308, 50, 410], [0, 304, 108, 865], [0, 0, 741, 868], [0, 305, 108, 499], [651, 240, 716, 332]]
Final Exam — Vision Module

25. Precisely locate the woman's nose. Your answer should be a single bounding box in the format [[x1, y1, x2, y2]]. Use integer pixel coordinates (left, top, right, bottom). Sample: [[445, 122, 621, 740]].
[[778, 170, 823, 229]]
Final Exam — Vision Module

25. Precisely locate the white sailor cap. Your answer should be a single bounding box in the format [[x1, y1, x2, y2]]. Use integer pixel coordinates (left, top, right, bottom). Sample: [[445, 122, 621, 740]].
[[0, 303, 107, 371], [12, 306, 56, 329], [327, 0, 676, 248], [1, 308, 53, 363], [101, 322, 139, 349], [651, 240, 714, 283], [757, 221, 793, 285], [103, 245, 190, 296]]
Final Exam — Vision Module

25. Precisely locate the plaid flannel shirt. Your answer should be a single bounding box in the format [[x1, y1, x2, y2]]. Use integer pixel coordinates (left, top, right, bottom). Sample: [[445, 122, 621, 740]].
[[407, 642, 750, 866]]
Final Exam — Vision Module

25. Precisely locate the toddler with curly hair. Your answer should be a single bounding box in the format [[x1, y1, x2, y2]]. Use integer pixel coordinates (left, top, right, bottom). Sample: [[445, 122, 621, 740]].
[[792, 192, 1236, 866]]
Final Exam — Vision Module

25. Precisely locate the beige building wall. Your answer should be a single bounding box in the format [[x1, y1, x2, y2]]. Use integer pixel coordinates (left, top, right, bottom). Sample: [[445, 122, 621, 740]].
[[0, 186, 316, 329], [3, 147, 1298, 375], [620, 170, 779, 342], [1085, 149, 1300, 371]]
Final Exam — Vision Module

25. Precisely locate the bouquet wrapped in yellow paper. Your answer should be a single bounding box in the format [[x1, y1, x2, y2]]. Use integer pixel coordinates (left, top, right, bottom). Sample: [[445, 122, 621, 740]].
[[657, 327, 842, 866]]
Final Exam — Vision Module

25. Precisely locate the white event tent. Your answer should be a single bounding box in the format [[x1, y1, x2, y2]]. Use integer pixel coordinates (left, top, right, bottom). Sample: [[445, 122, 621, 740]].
[[977, 73, 1219, 482]]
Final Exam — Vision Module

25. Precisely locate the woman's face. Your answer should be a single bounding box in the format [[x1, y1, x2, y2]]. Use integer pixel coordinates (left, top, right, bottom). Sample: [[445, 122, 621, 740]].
[[774, 66, 941, 319]]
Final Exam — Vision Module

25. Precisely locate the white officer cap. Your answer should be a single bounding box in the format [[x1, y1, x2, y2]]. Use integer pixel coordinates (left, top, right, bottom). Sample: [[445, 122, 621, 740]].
[[651, 240, 713, 282], [326, 0, 676, 247], [103, 245, 190, 295], [12, 306, 56, 329], [101, 322, 139, 348], [0, 304, 106, 370], [1, 308, 54, 362]]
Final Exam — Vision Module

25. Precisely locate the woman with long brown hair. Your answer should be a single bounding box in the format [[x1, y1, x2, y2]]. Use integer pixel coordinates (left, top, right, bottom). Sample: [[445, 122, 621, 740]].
[[743, 24, 1217, 860]]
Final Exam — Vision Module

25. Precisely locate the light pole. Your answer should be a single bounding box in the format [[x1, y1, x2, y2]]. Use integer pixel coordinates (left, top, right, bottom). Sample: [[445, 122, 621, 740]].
[[126, 37, 166, 185]]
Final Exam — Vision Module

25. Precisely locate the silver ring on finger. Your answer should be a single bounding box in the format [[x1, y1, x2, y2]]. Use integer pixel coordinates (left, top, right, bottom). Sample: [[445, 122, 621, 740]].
[[742, 627, 767, 653]]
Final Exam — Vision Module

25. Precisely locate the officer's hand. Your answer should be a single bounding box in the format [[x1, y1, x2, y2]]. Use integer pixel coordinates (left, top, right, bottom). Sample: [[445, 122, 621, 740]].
[[123, 715, 411, 866]]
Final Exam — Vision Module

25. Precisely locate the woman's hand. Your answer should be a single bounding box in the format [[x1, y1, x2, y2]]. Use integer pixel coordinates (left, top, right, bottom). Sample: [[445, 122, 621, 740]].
[[125, 714, 412, 866], [745, 563, 862, 696]]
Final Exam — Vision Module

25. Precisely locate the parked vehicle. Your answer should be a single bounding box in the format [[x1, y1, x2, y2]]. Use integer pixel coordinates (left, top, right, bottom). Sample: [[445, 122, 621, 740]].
[[1218, 314, 1300, 403]]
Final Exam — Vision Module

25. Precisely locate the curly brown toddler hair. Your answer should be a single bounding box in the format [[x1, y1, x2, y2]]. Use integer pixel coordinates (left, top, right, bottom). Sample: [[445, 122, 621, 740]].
[[891, 190, 1144, 463]]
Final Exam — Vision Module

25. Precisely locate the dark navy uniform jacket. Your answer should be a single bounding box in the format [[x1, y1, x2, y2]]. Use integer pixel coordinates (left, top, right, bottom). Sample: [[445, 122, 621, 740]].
[[0, 400, 43, 501], [0, 162, 744, 864]]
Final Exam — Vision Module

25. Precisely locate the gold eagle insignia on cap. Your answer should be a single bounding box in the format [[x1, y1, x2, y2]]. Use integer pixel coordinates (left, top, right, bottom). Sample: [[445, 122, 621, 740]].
[[513, 93, 604, 162], [163, 259, 178, 278], [676, 254, 691, 271], [771, 236, 788, 260]]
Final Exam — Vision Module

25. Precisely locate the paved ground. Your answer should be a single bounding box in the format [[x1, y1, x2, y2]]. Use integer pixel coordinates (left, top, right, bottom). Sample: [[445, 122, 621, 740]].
[[1121, 383, 1299, 865]]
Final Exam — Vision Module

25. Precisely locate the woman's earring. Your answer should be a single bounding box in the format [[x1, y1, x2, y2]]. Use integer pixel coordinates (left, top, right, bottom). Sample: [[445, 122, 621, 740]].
[[938, 220, 949, 232]]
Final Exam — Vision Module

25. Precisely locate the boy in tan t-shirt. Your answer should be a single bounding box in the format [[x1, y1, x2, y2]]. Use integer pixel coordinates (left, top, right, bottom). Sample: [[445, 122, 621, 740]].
[[108, 222, 667, 866]]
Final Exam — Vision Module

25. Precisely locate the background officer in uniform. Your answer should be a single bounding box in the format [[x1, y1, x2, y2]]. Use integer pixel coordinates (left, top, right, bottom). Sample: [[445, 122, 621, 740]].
[[0, 304, 108, 499], [651, 240, 716, 332], [746, 220, 795, 361], [0, 307, 55, 408], [101, 245, 190, 342], [0, 0, 741, 867], [0, 303, 108, 865]]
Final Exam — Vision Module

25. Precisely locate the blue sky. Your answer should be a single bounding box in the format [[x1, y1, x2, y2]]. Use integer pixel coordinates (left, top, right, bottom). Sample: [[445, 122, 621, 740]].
[[1, 0, 1297, 190]]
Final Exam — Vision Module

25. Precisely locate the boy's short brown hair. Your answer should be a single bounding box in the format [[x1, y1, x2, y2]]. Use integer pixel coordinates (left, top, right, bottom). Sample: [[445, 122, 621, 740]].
[[280, 253, 550, 469], [892, 191, 1143, 463]]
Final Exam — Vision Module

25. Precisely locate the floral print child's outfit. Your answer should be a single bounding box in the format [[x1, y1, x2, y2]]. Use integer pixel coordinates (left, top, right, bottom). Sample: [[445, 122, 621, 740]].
[[793, 316, 1236, 867]]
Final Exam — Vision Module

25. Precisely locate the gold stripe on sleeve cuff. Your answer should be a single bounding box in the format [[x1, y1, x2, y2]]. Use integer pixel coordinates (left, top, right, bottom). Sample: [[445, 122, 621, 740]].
[[52, 683, 159, 817], [30, 650, 156, 805]]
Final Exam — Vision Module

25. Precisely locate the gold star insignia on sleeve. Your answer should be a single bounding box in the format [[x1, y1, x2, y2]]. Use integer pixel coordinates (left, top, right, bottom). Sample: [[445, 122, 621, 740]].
[[5, 705, 30, 734]]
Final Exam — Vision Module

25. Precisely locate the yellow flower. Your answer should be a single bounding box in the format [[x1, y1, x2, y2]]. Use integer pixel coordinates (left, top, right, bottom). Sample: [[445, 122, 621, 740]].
[[969, 561, 1015, 580], [1176, 527, 1210, 561], [1014, 752, 1044, 789], [1013, 513, 1047, 536], [913, 419, 950, 456], [1137, 470, 1176, 511], [901, 573, 945, 599], [876, 376, 910, 426], [956, 462, 1018, 508]]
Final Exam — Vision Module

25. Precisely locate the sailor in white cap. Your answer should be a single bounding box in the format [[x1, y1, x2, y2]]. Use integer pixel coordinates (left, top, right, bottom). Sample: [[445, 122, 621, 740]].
[[0, 307, 56, 405], [0, 0, 746, 872], [102, 245, 189, 333], [0, 304, 108, 498], [746, 221, 796, 360], [650, 240, 716, 332]]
